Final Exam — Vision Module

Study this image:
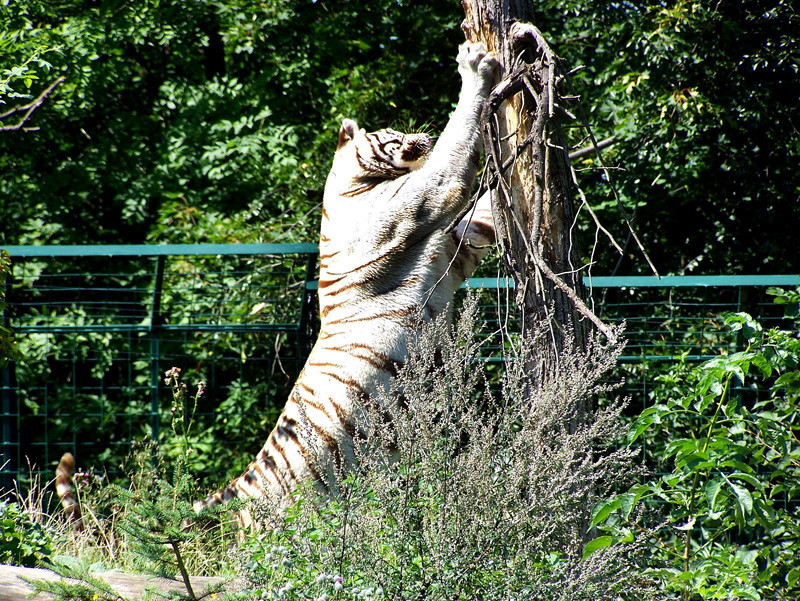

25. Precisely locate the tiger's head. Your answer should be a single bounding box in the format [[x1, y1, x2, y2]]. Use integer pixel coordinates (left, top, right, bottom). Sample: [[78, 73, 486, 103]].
[[329, 119, 432, 197]]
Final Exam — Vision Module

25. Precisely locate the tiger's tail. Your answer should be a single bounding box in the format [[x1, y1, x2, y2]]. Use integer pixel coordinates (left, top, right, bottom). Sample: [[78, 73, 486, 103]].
[[55, 452, 83, 529]]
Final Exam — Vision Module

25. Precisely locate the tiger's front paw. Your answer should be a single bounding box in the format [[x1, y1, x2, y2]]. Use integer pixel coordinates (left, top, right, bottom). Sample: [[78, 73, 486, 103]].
[[457, 42, 498, 85]]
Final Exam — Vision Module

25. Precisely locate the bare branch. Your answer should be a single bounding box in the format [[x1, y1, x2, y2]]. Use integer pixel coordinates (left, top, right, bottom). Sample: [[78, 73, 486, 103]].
[[570, 165, 624, 254], [561, 73, 660, 278], [569, 136, 616, 160], [0, 76, 66, 132]]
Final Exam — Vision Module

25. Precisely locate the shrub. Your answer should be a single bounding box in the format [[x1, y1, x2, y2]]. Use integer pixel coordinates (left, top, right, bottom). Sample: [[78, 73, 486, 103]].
[[237, 295, 663, 600], [600, 287, 800, 600], [0, 498, 53, 567]]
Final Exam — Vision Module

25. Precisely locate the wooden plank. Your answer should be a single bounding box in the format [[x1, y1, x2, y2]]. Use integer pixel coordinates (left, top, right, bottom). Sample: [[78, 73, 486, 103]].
[[0, 564, 226, 600]]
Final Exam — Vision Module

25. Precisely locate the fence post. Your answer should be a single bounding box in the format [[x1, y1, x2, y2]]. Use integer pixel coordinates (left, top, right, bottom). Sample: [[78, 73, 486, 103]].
[[1, 263, 15, 492], [149, 256, 166, 443], [0, 367, 13, 493], [298, 251, 319, 355]]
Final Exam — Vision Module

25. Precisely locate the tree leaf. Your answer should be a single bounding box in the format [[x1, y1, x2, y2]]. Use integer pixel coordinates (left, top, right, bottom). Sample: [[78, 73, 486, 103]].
[[627, 416, 653, 443], [582, 536, 612, 560], [704, 479, 724, 513], [728, 480, 753, 515], [729, 472, 762, 490], [619, 492, 639, 521], [590, 498, 620, 528]]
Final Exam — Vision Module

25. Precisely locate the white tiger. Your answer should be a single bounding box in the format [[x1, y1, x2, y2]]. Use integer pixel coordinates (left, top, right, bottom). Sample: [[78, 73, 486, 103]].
[[191, 43, 498, 527]]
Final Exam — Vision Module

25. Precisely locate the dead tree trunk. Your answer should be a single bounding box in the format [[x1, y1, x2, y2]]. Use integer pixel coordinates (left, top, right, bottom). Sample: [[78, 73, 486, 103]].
[[461, 5, 621, 549], [458, 1, 636, 557], [461, 2, 613, 387]]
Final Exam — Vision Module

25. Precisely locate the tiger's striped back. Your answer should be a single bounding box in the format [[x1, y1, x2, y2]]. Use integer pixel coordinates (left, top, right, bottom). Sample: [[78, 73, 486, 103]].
[[195, 43, 497, 526]]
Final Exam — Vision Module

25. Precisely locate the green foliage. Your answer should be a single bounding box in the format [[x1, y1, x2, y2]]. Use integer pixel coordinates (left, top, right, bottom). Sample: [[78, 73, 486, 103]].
[[0, 0, 465, 248], [0, 250, 19, 367], [597, 287, 800, 599], [3, 0, 794, 271], [0, 0, 60, 104], [0, 499, 53, 566], [539, 0, 800, 275], [236, 297, 659, 600]]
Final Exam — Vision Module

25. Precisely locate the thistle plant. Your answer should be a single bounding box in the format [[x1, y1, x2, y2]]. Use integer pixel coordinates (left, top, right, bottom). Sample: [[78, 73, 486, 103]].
[[164, 366, 205, 459]]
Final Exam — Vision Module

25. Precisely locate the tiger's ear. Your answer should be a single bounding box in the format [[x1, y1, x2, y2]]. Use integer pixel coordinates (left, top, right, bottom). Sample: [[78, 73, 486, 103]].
[[337, 118, 359, 149]]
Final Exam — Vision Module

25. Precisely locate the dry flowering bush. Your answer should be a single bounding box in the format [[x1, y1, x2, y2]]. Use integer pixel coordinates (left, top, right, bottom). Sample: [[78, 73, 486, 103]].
[[241, 294, 666, 600]]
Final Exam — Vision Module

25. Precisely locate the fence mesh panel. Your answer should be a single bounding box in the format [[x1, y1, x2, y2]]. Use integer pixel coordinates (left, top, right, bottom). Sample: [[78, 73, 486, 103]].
[[2, 245, 797, 495]]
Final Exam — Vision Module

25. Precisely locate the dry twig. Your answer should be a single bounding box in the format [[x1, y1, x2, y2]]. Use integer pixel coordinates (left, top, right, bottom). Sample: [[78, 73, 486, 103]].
[[0, 76, 66, 132]]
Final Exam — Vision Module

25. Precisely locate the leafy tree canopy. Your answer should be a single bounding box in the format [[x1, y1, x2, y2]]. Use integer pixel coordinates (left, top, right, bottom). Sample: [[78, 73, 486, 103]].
[[1, 0, 464, 246], [540, 0, 799, 274], [1, 0, 797, 275]]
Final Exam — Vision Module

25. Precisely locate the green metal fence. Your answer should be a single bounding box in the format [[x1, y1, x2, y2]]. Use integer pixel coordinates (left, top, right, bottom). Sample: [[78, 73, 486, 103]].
[[1, 244, 319, 491], [1, 243, 798, 492]]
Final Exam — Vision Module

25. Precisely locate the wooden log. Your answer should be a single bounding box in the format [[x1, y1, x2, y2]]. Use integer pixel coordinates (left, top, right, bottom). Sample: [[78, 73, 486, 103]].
[[0, 563, 226, 600]]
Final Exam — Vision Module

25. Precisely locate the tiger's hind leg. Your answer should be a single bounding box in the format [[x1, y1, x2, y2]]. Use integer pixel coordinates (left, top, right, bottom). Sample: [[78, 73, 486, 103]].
[[449, 191, 496, 281]]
